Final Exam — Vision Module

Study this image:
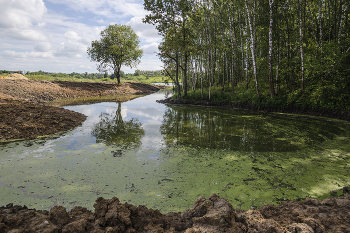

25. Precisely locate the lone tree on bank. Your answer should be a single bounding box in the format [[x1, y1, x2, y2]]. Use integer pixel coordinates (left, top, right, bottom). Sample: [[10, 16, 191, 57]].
[[87, 24, 143, 84]]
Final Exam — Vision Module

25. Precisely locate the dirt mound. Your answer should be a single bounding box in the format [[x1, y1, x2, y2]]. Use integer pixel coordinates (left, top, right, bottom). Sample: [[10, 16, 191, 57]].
[[0, 100, 87, 141], [1, 194, 350, 232], [0, 79, 159, 103], [0, 73, 28, 80]]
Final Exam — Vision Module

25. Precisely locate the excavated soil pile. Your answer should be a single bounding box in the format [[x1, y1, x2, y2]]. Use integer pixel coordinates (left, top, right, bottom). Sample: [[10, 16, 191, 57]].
[[0, 79, 159, 103], [1, 194, 350, 232], [0, 100, 87, 141], [0, 73, 28, 80], [0, 79, 159, 141]]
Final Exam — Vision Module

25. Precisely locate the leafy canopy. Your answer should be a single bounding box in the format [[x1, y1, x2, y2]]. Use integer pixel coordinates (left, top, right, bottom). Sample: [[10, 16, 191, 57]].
[[87, 24, 143, 84]]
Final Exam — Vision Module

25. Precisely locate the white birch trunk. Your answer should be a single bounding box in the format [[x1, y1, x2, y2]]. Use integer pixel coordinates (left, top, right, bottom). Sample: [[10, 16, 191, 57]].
[[268, 0, 275, 98], [245, 0, 260, 98], [299, 0, 305, 93]]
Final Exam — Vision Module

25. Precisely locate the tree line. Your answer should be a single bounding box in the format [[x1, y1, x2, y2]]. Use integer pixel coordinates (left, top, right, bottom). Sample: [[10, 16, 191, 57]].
[[144, 0, 350, 110]]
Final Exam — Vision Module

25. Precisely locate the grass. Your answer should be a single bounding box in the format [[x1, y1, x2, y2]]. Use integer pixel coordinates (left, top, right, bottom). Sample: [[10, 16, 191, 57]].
[[22, 73, 169, 85], [25, 74, 114, 83]]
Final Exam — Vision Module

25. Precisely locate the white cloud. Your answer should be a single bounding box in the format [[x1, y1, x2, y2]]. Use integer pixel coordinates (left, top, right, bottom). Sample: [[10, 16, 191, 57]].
[[11, 29, 47, 41], [79, 65, 93, 70], [0, 0, 46, 29], [0, 0, 47, 42], [3, 50, 54, 59], [64, 31, 82, 41], [127, 17, 161, 43], [97, 19, 105, 24], [0, 0, 163, 73], [34, 42, 52, 52], [46, 0, 147, 19], [55, 41, 87, 58], [141, 42, 159, 55]]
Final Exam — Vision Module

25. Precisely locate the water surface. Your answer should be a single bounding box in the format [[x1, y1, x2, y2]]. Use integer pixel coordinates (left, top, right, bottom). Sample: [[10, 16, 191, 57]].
[[1, 90, 349, 212]]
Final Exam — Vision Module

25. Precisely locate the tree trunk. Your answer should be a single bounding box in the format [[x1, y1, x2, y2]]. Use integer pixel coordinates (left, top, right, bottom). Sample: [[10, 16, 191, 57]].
[[115, 66, 121, 85], [299, 0, 305, 93], [245, 0, 260, 98], [268, 0, 275, 98], [182, 17, 188, 98], [176, 53, 181, 99], [200, 55, 203, 100], [229, 2, 238, 93], [319, 0, 323, 62]]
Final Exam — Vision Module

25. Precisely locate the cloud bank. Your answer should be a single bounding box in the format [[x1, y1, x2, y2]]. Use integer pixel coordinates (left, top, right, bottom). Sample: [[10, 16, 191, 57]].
[[0, 0, 162, 73]]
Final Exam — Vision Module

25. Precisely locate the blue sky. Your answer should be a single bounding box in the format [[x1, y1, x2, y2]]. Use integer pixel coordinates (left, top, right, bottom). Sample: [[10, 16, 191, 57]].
[[0, 0, 162, 74]]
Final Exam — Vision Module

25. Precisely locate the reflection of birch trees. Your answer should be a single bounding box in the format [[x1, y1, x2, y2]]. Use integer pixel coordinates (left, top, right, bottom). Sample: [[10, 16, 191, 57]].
[[92, 102, 144, 149], [160, 106, 344, 152]]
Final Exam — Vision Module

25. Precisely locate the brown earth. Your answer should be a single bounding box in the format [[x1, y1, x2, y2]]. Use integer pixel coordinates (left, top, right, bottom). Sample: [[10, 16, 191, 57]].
[[1, 194, 350, 232], [0, 79, 160, 141], [1, 79, 350, 232]]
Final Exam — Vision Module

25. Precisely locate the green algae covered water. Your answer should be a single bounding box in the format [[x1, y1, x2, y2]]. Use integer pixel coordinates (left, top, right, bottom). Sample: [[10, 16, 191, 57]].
[[1, 90, 350, 213]]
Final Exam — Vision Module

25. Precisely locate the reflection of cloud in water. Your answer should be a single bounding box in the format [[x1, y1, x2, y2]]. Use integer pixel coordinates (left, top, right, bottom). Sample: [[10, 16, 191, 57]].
[[125, 108, 164, 122], [64, 102, 128, 137], [59, 96, 166, 153]]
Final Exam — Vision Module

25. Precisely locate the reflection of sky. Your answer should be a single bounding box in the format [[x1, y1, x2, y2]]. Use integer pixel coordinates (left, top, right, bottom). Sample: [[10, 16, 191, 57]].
[[121, 92, 169, 150], [57, 90, 170, 155], [0, 90, 171, 161]]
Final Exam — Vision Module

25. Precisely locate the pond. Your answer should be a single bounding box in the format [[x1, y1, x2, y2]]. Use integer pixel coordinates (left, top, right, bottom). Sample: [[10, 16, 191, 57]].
[[1, 89, 350, 213]]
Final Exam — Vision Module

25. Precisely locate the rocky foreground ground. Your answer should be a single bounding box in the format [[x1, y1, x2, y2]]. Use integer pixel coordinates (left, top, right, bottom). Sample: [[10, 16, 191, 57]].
[[1, 194, 350, 232], [1, 78, 350, 232]]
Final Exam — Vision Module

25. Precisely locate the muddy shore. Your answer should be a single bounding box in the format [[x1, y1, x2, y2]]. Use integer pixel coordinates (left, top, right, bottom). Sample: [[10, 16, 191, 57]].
[[1, 79, 350, 232]]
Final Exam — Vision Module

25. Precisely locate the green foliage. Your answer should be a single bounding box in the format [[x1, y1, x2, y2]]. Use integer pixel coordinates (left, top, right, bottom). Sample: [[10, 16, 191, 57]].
[[145, 0, 350, 111], [25, 72, 119, 83], [87, 24, 143, 84]]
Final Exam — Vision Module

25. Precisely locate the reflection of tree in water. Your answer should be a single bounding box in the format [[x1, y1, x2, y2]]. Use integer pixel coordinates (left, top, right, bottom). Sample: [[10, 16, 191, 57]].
[[160, 106, 344, 152], [92, 102, 145, 150]]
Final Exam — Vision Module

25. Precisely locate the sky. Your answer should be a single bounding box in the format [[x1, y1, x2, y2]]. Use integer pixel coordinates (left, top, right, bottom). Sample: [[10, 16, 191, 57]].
[[0, 0, 162, 74]]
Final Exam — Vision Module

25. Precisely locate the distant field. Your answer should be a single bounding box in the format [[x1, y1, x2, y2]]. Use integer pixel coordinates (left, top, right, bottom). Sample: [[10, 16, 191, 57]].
[[9, 73, 169, 84], [123, 74, 170, 84]]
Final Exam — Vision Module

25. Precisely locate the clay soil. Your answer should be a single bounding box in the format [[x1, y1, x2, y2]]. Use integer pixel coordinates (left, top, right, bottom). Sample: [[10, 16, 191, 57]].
[[1, 79, 350, 232]]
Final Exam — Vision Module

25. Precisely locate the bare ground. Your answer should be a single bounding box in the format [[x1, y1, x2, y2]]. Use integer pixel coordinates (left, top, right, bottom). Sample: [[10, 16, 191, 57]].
[[1, 79, 350, 232]]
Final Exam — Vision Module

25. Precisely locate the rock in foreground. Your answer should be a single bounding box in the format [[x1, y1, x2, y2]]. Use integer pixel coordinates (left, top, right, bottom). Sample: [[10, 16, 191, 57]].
[[1, 194, 350, 232]]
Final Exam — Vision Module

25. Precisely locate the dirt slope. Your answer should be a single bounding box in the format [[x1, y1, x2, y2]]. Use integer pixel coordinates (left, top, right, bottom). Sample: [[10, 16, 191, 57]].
[[0, 79, 159, 103]]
